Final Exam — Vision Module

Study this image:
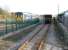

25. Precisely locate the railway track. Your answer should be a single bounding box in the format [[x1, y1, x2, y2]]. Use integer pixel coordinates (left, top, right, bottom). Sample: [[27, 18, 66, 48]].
[[8, 24, 45, 50], [18, 24, 49, 50], [18, 23, 63, 50], [4, 23, 63, 50]]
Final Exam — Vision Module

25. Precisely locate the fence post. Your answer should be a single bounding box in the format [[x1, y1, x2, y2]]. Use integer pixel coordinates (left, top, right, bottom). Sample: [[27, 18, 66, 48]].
[[5, 16, 7, 34]]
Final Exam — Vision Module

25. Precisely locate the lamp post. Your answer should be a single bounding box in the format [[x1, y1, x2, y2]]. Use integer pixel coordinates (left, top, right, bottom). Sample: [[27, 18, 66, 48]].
[[58, 4, 59, 15], [57, 2, 60, 21]]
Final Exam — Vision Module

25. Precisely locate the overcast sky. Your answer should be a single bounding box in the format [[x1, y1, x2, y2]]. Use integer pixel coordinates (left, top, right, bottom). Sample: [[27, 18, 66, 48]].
[[0, 0, 68, 15]]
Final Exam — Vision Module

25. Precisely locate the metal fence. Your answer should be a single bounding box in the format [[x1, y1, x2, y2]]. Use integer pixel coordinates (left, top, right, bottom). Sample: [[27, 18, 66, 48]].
[[0, 18, 40, 36]]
